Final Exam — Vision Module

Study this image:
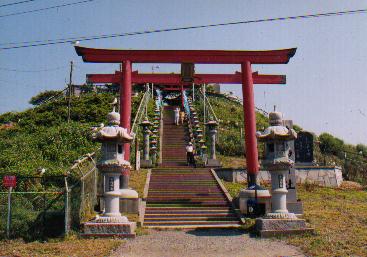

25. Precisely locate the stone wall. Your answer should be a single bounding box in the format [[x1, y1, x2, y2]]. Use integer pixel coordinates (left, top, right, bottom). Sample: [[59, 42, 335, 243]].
[[295, 166, 343, 187], [215, 166, 343, 188]]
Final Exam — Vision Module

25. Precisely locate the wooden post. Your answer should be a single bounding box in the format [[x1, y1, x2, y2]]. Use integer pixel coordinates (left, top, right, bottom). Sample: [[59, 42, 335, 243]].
[[67, 61, 73, 123], [6, 187, 12, 238]]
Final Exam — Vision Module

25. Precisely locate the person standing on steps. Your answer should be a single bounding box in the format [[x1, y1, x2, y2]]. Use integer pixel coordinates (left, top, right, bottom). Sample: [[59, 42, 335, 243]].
[[186, 142, 196, 167], [179, 110, 185, 125], [174, 107, 180, 125]]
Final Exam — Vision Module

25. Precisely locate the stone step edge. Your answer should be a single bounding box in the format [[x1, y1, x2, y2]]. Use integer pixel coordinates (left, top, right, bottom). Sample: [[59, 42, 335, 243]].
[[144, 213, 237, 219], [210, 168, 246, 225], [143, 224, 242, 229]]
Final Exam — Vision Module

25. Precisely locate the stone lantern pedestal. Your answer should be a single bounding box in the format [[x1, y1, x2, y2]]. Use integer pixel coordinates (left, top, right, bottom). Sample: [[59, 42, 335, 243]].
[[83, 108, 137, 238], [255, 112, 312, 237]]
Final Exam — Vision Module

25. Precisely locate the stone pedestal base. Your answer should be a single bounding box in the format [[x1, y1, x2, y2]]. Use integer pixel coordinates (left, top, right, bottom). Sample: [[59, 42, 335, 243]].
[[83, 221, 136, 238], [119, 188, 139, 213], [287, 201, 304, 215], [255, 217, 313, 237], [205, 159, 221, 167], [140, 159, 153, 168], [238, 186, 271, 216]]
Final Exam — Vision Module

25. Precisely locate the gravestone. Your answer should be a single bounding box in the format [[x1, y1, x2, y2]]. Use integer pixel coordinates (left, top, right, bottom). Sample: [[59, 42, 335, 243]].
[[295, 131, 314, 164]]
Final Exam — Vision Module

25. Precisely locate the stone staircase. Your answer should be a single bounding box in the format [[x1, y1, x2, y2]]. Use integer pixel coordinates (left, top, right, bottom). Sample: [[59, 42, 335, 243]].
[[143, 106, 241, 228], [160, 106, 187, 167]]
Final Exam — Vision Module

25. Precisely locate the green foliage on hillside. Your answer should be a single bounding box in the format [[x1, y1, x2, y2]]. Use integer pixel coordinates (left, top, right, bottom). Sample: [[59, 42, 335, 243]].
[[194, 93, 268, 156], [0, 92, 143, 177], [0, 122, 97, 176], [316, 133, 367, 184]]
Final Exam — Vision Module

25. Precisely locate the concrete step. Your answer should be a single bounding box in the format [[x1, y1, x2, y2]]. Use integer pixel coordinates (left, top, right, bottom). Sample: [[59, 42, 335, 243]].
[[143, 221, 241, 226]]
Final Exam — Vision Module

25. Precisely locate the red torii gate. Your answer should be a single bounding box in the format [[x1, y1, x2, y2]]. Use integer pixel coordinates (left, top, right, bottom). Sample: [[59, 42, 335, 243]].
[[75, 46, 296, 185]]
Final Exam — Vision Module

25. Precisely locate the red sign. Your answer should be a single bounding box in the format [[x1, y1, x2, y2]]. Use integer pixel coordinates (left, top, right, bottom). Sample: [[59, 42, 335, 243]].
[[3, 176, 16, 188]]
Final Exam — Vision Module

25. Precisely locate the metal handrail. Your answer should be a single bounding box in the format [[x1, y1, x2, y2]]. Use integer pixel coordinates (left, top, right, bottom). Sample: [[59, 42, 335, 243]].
[[198, 89, 219, 123], [131, 89, 151, 139]]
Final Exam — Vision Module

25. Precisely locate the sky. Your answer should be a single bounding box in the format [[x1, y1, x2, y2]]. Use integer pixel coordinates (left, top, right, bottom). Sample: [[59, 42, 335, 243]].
[[1, 0, 367, 145]]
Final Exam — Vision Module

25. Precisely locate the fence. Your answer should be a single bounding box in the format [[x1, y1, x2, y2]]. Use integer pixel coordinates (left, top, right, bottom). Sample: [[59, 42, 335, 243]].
[[0, 153, 98, 239], [65, 153, 98, 233], [0, 175, 66, 240]]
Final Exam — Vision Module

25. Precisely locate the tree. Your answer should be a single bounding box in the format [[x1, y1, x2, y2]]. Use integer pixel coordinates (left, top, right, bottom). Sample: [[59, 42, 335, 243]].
[[29, 90, 62, 105], [356, 144, 367, 157], [318, 133, 344, 155]]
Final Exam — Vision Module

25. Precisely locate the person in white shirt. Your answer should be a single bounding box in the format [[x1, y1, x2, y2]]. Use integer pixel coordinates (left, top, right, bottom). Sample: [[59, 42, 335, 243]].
[[174, 107, 180, 125], [186, 142, 195, 167]]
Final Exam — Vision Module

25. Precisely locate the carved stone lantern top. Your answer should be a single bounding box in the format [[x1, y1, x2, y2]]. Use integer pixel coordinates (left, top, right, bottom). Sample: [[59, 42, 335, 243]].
[[139, 117, 152, 127], [257, 112, 297, 142], [257, 112, 297, 171], [205, 120, 218, 130], [92, 110, 133, 143]]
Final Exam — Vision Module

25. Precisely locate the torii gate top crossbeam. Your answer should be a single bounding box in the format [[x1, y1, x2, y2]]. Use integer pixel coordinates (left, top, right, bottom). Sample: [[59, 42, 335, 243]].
[[75, 46, 296, 64]]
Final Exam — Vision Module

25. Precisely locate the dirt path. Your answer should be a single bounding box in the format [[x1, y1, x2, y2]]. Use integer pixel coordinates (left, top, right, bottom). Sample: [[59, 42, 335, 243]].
[[109, 229, 304, 257]]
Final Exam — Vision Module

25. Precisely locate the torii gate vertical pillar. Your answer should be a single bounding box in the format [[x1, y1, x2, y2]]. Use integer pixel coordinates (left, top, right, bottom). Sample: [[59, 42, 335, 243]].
[[121, 60, 132, 160], [241, 61, 258, 186]]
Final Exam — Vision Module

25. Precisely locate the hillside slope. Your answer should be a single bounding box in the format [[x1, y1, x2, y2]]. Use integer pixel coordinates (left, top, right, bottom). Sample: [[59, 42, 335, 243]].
[[0, 92, 142, 176]]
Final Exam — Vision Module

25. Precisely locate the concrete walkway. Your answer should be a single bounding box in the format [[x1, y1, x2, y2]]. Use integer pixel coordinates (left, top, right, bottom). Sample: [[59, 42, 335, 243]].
[[109, 229, 304, 257]]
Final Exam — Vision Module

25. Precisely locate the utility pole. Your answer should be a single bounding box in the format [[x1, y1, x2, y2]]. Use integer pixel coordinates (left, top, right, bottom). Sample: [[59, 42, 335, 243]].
[[67, 61, 73, 123]]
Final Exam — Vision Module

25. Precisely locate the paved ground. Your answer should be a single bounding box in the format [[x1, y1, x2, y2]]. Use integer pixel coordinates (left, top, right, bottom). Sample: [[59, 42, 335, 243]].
[[109, 229, 304, 257]]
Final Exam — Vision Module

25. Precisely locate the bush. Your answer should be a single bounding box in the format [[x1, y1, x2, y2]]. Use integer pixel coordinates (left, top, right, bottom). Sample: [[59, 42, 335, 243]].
[[29, 90, 63, 106], [318, 133, 344, 155]]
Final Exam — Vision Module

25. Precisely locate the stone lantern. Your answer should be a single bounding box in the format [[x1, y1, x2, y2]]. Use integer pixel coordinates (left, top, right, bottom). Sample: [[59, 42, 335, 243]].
[[139, 118, 152, 168], [205, 119, 221, 167], [84, 108, 136, 237], [255, 111, 311, 237], [150, 140, 158, 164], [198, 139, 206, 156]]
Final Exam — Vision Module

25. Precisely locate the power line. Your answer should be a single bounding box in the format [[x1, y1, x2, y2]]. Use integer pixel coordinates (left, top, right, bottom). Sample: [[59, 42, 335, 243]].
[[0, 0, 96, 18], [0, 65, 69, 72], [1, 7, 366, 50], [0, 0, 38, 8]]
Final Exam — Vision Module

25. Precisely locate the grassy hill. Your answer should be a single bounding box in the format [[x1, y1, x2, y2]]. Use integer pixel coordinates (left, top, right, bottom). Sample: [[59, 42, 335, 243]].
[[0, 92, 143, 177]]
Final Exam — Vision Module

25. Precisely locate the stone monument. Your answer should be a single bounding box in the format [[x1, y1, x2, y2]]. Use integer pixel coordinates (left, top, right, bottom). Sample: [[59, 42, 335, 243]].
[[255, 112, 311, 237], [295, 131, 315, 165], [83, 107, 136, 237]]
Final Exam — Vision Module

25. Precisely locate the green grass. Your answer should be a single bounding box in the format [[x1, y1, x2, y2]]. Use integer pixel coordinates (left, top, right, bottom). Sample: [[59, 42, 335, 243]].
[[217, 155, 246, 168], [222, 180, 246, 197], [0, 236, 122, 257], [287, 185, 367, 257], [129, 169, 149, 197], [221, 179, 367, 257]]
